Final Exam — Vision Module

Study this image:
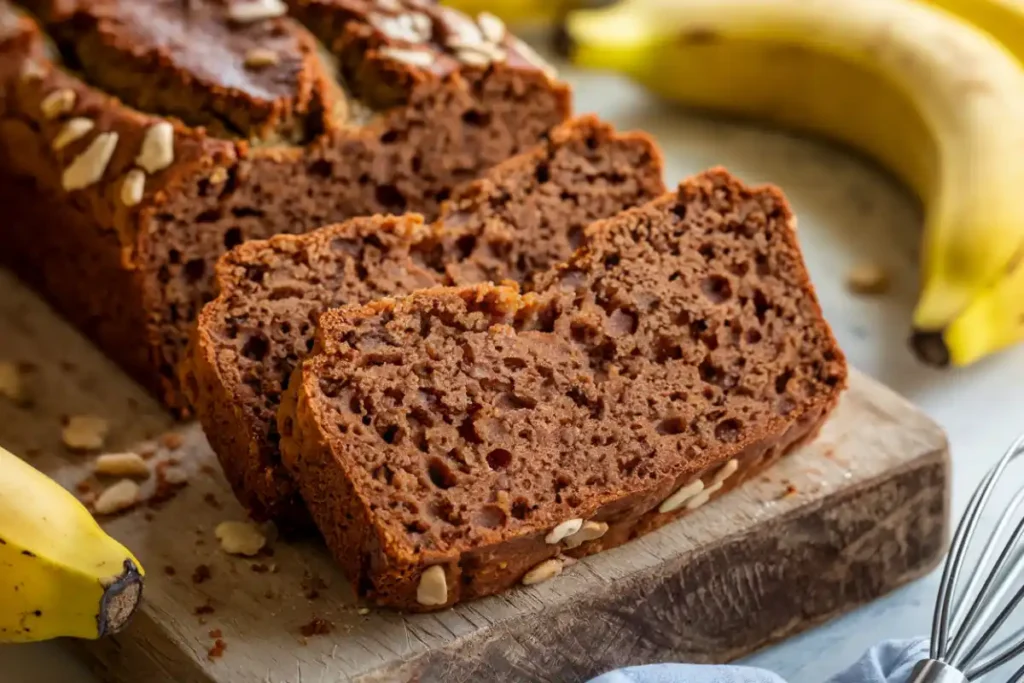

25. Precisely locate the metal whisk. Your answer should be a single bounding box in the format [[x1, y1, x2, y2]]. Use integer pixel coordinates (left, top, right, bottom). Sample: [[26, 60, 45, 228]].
[[911, 433, 1024, 682]]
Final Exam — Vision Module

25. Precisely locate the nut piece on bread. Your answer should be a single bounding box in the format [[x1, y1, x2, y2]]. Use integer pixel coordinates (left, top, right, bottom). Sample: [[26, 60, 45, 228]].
[[0, 0, 572, 414], [184, 117, 664, 530], [278, 169, 848, 611]]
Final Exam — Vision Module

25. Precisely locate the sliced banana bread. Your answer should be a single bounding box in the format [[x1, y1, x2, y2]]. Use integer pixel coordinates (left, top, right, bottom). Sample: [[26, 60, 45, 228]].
[[278, 168, 847, 610], [0, 0, 571, 412], [183, 116, 664, 528]]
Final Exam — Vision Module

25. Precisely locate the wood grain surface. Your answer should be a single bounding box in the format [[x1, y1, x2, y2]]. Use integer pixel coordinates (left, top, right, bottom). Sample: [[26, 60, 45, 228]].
[[0, 267, 949, 683]]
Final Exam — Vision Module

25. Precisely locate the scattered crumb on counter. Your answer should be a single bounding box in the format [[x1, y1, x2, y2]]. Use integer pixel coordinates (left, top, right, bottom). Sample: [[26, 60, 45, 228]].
[[209, 628, 222, 639], [195, 602, 215, 616], [357, 607, 370, 616], [159, 432, 184, 450], [192, 564, 212, 584], [845, 262, 889, 295], [203, 493, 222, 509], [299, 617, 333, 637], [207, 638, 226, 660], [778, 484, 799, 500], [251, 563, 270, 574]]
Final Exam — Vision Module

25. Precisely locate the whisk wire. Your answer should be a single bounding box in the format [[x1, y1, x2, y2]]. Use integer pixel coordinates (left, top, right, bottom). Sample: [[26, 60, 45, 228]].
[[915, 433, 1024, 682], [947, 508, 1024, 665], [929, 437, 1020, 660], [958, 580, 1024, 676], [949, 487, 1024, 630]]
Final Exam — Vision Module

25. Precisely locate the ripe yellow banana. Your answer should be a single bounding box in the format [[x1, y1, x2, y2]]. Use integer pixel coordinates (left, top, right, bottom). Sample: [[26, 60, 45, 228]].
[[0, 446, 144, 643], [561, 0, 1024, 366], [923, 0, 1024, 64]]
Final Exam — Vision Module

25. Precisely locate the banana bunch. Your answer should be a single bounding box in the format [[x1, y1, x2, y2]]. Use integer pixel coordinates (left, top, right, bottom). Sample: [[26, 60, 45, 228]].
[[0, 445, 144, 643], [560, 0, 1024, 367]]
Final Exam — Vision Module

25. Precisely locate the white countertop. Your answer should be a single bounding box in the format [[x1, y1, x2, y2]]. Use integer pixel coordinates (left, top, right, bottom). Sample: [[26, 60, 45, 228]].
[[5, 70, 1024, 683]]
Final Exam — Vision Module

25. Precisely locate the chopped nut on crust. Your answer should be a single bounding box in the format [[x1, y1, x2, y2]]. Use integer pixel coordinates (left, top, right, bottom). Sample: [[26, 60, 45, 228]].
[[215, 521, 267, 556], [563, 521, 609, 549], [62, 132, 119, 192], [62, 415, 110, 451], [522, 558, 562, 586], [416, 565, 447, 606], [227, 0, 286, 23], [244, 48, 280, 68], [40, 88, 75, 119]]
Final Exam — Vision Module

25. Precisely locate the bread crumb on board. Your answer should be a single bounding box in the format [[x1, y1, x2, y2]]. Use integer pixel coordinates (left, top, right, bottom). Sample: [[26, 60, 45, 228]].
[[299, 617, 333, 637], [192, 564, 212, 585], [207, 638, 227, 660], [302, 572, 328, 600]]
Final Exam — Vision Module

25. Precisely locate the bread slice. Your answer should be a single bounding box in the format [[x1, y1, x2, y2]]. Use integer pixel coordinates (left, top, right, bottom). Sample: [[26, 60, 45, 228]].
[[183, 116, 664, 529], [278, 169, 847, 610]]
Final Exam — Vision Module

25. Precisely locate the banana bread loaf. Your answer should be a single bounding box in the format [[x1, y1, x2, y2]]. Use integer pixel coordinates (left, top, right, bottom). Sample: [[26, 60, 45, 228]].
[[278, 169, 848, 610], [0, 0, 570, 412], [184, 116, 664, 528]]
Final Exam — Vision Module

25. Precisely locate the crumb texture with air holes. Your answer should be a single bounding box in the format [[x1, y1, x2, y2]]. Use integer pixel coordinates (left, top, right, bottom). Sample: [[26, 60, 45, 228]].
[[279, 168, 848, 611], [185, 116, 664, 530]]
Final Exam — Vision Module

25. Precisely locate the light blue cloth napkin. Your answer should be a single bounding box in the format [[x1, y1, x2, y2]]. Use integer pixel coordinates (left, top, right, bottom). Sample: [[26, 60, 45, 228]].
[[586, 638, 931, 683]]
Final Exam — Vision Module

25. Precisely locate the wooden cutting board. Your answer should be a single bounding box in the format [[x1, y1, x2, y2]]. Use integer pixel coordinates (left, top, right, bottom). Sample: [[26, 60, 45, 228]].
[[0, 265, 948, 683]]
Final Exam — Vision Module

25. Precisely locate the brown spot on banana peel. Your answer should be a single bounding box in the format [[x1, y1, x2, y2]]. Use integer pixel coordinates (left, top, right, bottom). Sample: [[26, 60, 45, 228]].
[[681, 28, 721, 45], [96, 559, 144, 638]]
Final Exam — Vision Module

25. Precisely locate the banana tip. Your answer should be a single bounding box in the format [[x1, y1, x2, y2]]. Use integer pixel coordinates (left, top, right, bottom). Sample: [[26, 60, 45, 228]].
[[97, 559, 144, 638], [910, 330, 951, 368], [551, 21, 575, 60]]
